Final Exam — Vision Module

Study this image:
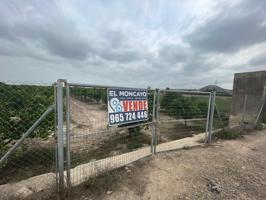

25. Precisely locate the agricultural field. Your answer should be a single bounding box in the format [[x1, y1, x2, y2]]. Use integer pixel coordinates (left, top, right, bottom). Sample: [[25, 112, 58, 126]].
[[0, 82, 55, 149], [0, 82, 55, 184]]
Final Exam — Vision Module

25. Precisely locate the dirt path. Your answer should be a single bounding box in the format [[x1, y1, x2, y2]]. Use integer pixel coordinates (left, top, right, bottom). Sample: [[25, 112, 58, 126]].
[[107, 130, 266, 200], [70, 98, 108, 133], [69, 98, 112, 151], [59, 129, 266, 200]]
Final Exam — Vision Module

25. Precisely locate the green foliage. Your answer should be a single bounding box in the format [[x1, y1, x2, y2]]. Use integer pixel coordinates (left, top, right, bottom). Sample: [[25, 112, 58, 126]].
[[215, 97, 232, 113], [147, 91, 154, 121], [0, 83, 54, 148], [217, 130, 240, 140], [127, 142, 143, 150], [0, 145, 55, 184], [255, 123, 264, 130], [160, 92, 208, 119], [160, 92, 181, 109], [70, 87, 107, 104]]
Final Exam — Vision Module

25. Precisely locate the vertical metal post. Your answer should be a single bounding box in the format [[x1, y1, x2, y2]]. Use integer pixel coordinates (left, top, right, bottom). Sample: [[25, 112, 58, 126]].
[[150, 125, 154, 154], [154, 89, 160, 154], [205, 93, 211, 143], [56, 79, 64, 191], [208, 91, 216, 143], [65, 82, 71, 187], [151, 90, 157, 154], [54, 83, 58, 191], [241, 94, 248, 125]]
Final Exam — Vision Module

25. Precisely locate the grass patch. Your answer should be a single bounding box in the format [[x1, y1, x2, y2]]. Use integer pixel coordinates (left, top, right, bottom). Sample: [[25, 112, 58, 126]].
[[71, 131, 151, 167], [0, 145, 55, 184], [84, 169, 121, 195], [188, 120, 206, 131], [127, 142, 143, 150], [255, 123, 264, 130], [25, 167, 125, 200], [215, 96, 232, 113], [159, 121, 206, 142], [217, 130, 240, 140], [0, 131, 150, 185], [213, 118, 229, 129], [26, 157, 151, 200], [182, 95, 232, 114]]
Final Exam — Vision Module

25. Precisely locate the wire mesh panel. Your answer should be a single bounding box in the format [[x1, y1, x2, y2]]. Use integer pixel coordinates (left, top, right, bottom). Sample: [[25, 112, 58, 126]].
[[0, 81, 56, 198], [156, 90, 210, 151], [214, 95, 232, 129], [68, 84, 154, 186], [229, 93, 264, 128]]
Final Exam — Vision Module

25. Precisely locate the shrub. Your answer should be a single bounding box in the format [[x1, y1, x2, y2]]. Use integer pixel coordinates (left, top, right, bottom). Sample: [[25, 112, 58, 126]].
[[217, 130, 240, 140], [0, 83, 55, 149], [160, 92, 208, 119]]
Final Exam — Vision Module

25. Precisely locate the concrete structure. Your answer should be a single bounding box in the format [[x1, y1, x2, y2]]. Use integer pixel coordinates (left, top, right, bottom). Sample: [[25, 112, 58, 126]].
[[229, 70, 266, 128]]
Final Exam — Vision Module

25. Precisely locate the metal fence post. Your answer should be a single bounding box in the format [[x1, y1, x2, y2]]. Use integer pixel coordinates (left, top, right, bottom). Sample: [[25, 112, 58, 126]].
[[151, 90, 157, 154], [154, 89, 160, 154], [56, 79, 65, 191], [205, 93, 211, 143], [65, 81, 71, 187], [54, 83, 59, 191], [208, 91, 216, 143], [150, 125, 155, 154], [53, 83, 58, 191]]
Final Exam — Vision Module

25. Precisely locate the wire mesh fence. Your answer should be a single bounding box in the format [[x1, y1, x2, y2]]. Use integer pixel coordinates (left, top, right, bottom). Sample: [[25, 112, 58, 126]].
[[229, 93, 265, 128], [0, 81, 57, 197], [0, 79, 235, 197], [67, 84, 154, 186], [156, 90, 210, 147], [214, 95, 232, 129]]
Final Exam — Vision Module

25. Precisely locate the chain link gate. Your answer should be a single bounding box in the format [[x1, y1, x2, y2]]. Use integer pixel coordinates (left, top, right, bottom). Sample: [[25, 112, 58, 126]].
[[55, 80, 156, 189], [153, 89, 215, 153]]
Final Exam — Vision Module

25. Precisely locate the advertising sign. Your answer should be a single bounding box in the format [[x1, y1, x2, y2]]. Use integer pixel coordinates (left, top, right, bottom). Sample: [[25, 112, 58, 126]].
[[107, 88, 149, 126]]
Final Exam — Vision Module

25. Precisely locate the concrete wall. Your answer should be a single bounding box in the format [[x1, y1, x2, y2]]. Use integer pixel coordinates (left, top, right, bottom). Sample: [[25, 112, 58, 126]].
[[229, 70, 266, 128]]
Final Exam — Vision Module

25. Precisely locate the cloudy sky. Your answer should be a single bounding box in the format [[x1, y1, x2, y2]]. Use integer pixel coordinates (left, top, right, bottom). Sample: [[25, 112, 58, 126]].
[[0, 0, 265, 89]]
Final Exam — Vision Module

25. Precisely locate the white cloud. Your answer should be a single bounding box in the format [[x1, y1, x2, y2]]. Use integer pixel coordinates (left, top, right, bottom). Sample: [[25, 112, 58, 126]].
[[0, 0, 266, 89]]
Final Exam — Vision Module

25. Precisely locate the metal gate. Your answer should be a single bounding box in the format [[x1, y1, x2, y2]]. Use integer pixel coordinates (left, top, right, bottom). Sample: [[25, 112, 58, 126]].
[[55, 80, 156, 189], [154, 89, 215, 153], [55, 79, 217, 191]]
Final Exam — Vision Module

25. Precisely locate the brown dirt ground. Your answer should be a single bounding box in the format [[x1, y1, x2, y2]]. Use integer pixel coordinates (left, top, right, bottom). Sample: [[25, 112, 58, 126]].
[[28, 129, 266, 200]]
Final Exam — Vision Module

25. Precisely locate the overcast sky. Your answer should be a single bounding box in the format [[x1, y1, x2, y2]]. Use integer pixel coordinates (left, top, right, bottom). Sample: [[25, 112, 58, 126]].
[[0, 0, 265, 89]]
